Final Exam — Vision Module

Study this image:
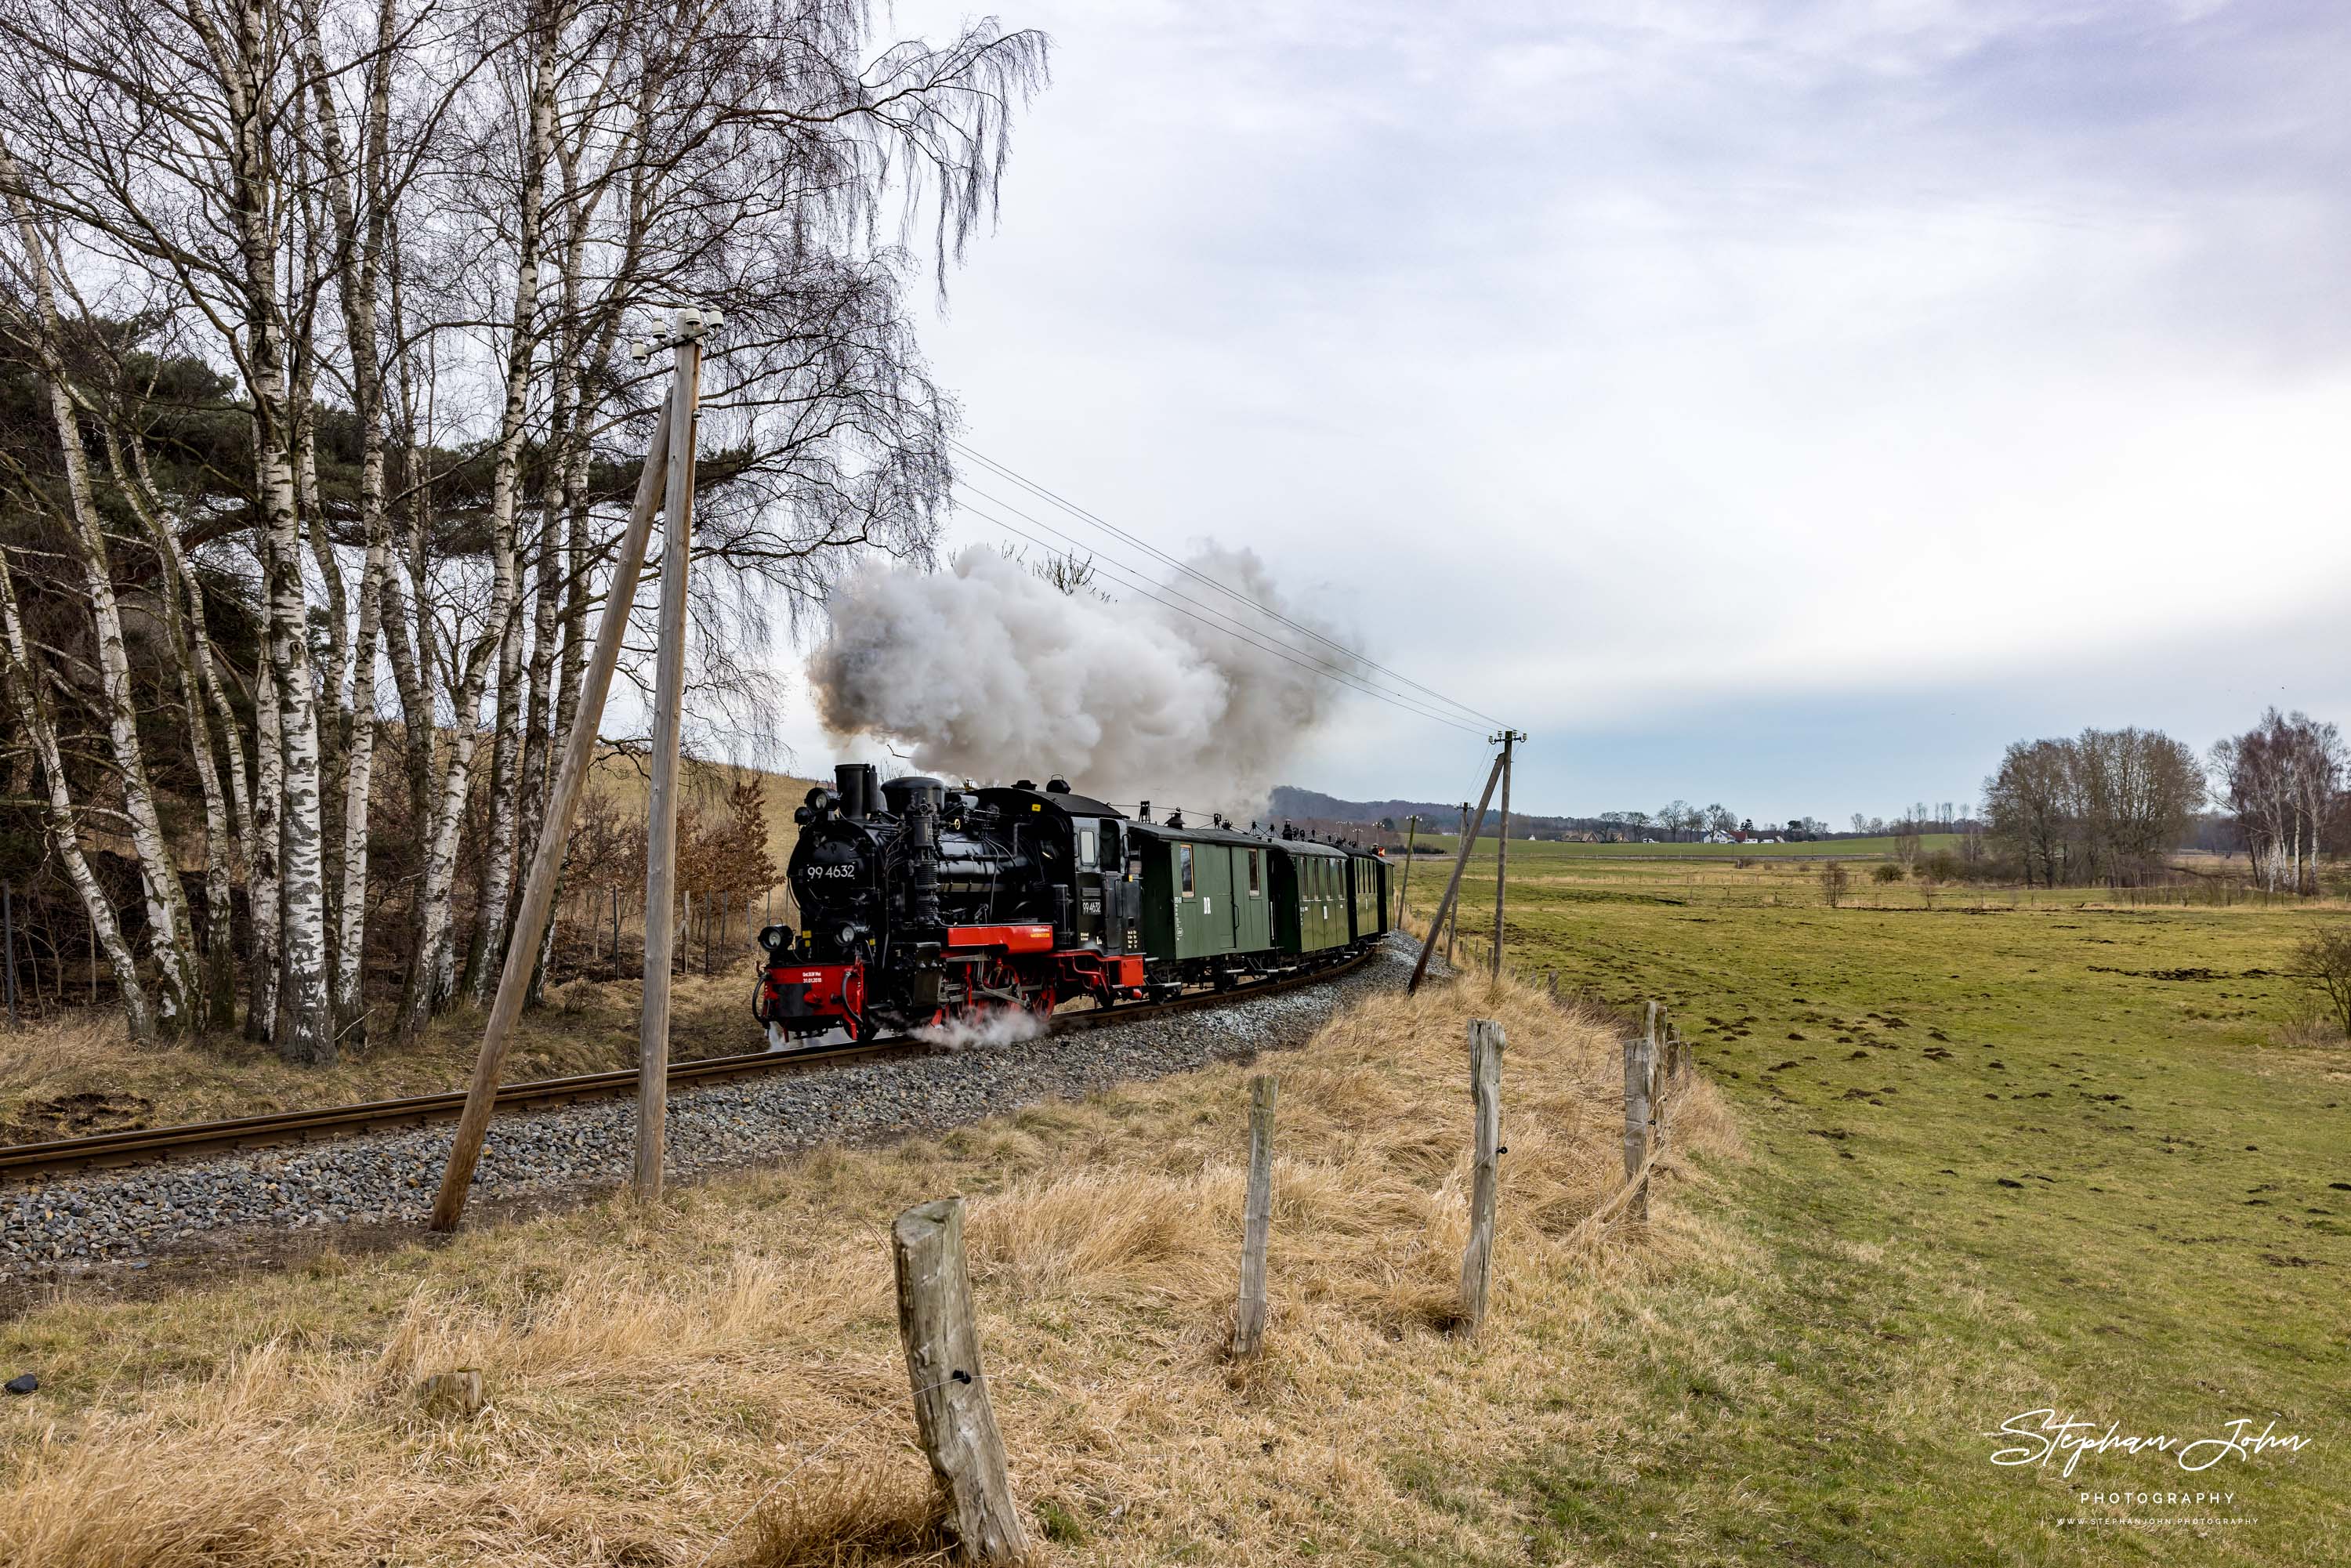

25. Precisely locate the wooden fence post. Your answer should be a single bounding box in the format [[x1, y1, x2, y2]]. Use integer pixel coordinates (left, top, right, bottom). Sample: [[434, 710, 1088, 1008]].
[[1230, 1074, 1279, 1359], [1622, 1025, 1656, 1223], [421, 1368, 485, 1418], [893, 1198, 1029, 1563], [1457, 1019, 1505, 1333]]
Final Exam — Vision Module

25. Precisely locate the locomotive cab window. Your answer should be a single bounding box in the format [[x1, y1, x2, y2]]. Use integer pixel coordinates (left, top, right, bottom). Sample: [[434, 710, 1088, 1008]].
[[1077, 826, 1097, 868], [1179, 843, 1194, 896], [1247, 848, 1261, 896]]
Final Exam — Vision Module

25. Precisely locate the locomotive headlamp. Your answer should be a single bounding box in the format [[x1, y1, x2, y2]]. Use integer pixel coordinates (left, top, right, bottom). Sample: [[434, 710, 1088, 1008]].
[[838, 923, 858, 948]]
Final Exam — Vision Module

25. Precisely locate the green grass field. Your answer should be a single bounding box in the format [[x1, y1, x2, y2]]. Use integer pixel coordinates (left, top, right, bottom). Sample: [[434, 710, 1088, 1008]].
[[1455, 832, 1967, 859], [1404, 838, 2347, 1563]]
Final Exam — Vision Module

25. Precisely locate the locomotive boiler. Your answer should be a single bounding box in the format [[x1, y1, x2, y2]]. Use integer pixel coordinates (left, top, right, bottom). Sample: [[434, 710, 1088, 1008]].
[[755, 762, 1390, 1044]]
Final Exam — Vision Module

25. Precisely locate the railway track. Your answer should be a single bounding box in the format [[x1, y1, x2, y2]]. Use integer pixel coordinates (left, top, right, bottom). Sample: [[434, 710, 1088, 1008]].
[[1, 949, 1372, 1183]]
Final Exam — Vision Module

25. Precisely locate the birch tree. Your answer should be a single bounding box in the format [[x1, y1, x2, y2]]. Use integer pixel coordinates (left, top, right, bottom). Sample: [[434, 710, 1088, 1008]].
[[0, 144, 204, 1032], [0, 0, 1046, 1048]]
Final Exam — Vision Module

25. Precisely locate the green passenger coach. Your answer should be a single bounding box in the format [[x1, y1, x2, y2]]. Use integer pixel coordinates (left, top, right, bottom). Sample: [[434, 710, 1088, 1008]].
[[1272, 839, 1350, 954], [1121, 816, 1380, 989]]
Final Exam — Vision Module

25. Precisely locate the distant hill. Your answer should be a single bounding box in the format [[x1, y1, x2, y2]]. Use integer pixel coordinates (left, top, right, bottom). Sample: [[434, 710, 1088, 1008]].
[[1270, 786, 1588, 840]]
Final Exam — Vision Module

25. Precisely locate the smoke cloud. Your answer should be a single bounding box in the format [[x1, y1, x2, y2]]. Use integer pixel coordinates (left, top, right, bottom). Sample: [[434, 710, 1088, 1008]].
[[808, 545, 1353, 813]]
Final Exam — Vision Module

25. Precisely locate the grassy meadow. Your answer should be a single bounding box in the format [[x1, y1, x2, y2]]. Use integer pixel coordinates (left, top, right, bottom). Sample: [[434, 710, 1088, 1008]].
[[1405, 835, 2348, 1563]]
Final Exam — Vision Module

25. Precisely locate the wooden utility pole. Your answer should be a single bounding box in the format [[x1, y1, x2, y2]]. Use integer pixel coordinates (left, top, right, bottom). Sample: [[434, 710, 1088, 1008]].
[[635, 311, 707, 1205], [1445, 802, 1468, 967], [1457, 1018, 1504, 1334], [1395, 814, 1418, 925], [1488, 730, 1523, 982], [1409, 756, 1504, 996], [429, 308, 715, 1233], [893, 1197, 1030, 1562], [1230, 1074, 1278, 1359]]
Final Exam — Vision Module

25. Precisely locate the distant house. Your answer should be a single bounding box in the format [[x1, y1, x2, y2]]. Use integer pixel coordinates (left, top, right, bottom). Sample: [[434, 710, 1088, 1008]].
[[1701, 829, 1736, 844]]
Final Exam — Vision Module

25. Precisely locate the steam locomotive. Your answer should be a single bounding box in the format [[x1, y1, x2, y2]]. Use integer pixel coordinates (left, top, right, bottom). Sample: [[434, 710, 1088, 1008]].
[[755, 763, 1389, 1043]]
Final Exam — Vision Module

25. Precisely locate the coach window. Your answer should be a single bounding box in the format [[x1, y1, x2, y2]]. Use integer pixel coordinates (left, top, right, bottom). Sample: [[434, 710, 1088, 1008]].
[[1179, 843, 1195, 896], [1078, 824, 1098, 868], [1248, 848, 1261, 896]]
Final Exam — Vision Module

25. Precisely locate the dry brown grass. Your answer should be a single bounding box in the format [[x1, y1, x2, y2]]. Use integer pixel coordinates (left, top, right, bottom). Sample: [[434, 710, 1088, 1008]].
[[0, 972, 1739, 1566]]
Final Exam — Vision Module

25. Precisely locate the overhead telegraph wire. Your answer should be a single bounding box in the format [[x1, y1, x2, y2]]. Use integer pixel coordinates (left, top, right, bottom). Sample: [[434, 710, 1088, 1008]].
[[960, 500, 1488, 737], [957, 483, 1487, 733], [949, 440, 1505, 730]]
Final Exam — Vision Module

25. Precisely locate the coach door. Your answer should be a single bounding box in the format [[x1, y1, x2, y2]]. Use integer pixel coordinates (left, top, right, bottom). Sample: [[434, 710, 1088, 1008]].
[[1073, 818, 1101, 943]]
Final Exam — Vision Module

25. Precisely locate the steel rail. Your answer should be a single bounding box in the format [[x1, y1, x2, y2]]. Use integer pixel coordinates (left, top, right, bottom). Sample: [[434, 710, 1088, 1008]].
[[2, 949, 1373, 1181]]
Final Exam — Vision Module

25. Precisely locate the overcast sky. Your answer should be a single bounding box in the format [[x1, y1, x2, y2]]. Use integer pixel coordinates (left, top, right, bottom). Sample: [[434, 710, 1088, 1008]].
[[761, 0, 2351, 824]]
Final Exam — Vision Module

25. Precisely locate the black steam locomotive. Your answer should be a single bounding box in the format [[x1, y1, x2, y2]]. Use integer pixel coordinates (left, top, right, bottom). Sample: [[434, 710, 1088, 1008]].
[[755, 762, 1389, 1042]]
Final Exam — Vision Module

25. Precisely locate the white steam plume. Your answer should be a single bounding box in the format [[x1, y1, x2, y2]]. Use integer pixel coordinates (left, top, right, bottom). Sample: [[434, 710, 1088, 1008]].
[[913, 1006, 1049, 1051], [808, 545, 1353, 813]]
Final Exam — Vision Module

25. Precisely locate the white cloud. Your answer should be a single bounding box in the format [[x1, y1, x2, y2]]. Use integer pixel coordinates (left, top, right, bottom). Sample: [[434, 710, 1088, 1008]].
[[757, 0, 2351, 819]]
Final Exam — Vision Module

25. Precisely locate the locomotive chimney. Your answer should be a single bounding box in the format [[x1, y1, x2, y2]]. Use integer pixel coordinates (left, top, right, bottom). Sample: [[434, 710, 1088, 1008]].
[[834, 762, 876, 820], [1139, 799, 1151, 822]]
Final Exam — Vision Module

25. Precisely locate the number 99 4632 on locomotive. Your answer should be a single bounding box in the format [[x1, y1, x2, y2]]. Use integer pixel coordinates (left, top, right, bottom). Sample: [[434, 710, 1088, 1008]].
[[754, 763, 1389, 1045]]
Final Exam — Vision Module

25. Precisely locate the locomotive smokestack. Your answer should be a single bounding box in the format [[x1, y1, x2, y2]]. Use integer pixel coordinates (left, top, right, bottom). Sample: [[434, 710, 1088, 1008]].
[[1139, 800, 1151, 821], [834, 762, 876, 820]]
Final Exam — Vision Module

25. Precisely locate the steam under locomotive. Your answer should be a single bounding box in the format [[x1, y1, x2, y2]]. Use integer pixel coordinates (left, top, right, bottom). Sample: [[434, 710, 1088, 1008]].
[[755, 763, 1389, 1043]]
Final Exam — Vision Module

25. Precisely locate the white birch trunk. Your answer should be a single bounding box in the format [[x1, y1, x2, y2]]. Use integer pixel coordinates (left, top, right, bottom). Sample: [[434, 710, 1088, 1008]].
[[110, 427, 240, 1029], [301, 0, 396, 1042], [398, 9, 554, 1037], [0, 551, 154, 1041], [0, 152, 201, 1032], [464, 585, 528, 1003], [248, 576, 284, 1043]]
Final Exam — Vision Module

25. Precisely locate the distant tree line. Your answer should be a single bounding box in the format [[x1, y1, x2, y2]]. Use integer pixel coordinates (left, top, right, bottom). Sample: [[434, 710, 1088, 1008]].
[[1980, 710, 2345, 892], [2208, 710, 2344, 894]]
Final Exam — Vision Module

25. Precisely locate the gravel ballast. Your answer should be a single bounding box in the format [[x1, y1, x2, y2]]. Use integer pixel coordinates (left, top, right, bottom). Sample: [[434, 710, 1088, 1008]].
[[1, 937, 1426, 1277]]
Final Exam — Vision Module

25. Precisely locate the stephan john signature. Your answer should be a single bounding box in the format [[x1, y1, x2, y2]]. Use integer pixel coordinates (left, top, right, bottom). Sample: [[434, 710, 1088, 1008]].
[[1990, 1410, 2309, 1479]]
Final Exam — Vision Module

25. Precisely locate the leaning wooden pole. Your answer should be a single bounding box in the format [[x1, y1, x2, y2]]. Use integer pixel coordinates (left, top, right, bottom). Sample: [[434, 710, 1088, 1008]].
[[1407, 755, 1504, 995], [429, 400, 676, 1232], [634, 316, 705, 1204]]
